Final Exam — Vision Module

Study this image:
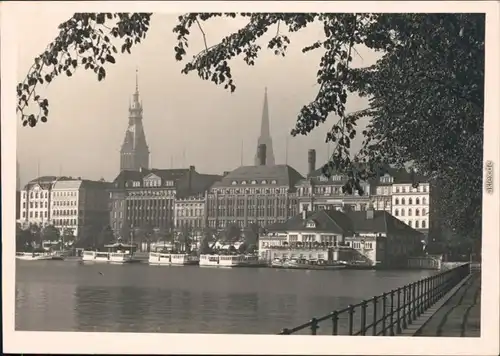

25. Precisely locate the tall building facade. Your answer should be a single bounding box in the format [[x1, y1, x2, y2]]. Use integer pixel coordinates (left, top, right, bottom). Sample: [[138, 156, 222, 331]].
[[207, 144, 302, 230], [120, 70, 150, 172], [109, 166, 219, 238], [254, 88, 276, 166], [50, 179, 111, 237], [18, 176, 110, 237]]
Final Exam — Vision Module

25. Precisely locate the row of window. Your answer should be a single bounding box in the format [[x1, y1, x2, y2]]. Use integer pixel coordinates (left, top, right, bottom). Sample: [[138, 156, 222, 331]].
[[394, 185, 428, 193], [231, 179, 278, 186], [394, 197, 427, 205], [22, 211, 47, 219], [23, 191, 79, 200], [402, 220, 427, 228], [394, 208, 427, 217], [212, 187, 290, 195]]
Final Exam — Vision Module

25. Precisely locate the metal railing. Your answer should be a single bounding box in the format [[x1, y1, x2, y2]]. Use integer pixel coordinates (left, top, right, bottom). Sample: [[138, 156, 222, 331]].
[[279, 263, 470, 336]]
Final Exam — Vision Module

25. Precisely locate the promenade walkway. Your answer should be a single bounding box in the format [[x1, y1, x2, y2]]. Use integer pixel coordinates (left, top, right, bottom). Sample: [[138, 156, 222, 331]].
[[415, 272, 481, 337]]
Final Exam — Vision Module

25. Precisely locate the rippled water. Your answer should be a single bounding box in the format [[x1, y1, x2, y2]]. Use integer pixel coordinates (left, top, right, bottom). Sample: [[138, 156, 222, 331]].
[[15, 260, 435, 334]]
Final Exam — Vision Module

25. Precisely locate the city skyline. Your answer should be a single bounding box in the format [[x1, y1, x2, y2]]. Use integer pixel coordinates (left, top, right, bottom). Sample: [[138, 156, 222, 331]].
[[16, 11, 373, 187]]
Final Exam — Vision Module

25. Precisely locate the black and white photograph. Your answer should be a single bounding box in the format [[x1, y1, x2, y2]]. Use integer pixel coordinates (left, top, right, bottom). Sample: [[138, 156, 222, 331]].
[[2, 1, 499, 355]]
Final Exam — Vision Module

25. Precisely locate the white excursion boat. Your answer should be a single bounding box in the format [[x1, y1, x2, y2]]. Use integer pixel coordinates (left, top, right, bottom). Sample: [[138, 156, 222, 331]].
[[16, 251, 54, 261], [170, 253, 199, 265], [242, 254, 267, 267], [218, 254, 245, 267], [149, 252, 199, 266], [148, 252, 172, 265], [199, 254, 222, 267], [82, 243, 140, 264]]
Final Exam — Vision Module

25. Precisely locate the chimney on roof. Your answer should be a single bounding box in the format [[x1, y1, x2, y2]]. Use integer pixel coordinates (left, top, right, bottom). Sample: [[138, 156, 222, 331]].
[[302, 205, 308, 220], [258, 144, 267, 166], [188, 166, 195, 192], [223, 171, 230, 177], [366, 202, 375, 220], [308, 149, 316, 176]]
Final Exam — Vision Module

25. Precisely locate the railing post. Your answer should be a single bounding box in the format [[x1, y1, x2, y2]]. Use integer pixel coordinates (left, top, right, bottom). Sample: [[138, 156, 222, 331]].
[[389, 290, 395, 336], [416, 280, 422, 317], [401, 285, 407, 330], [372, 296, 378, 336], [348, 305, 355, 336], [381, 293, 387, 336], [281, 328, 291, 335], [360, 300, 368, 336], [310, 318, 319, 335], [420, 279, 426, 315], [331, 311, 339, 335], [396, 288, 402, 334], [412, 282, 417, 321]]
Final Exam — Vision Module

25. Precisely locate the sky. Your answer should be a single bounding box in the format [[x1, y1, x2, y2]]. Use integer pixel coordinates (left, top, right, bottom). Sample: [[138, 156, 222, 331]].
[[16, 10, 377, 186]]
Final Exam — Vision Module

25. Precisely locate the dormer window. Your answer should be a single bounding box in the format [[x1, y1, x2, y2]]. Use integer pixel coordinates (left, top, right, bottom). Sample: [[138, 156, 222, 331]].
[[262, 180, 267, 184], [305, 220, 317, 228], [251, 180, 257, 184], [319, 175, 329, 182], [231, 181, 237, 185], [332, 175, 342, 181], [241, 180, 247, 185], [271, 180, 277, 184], [132, 181, 141, 187]]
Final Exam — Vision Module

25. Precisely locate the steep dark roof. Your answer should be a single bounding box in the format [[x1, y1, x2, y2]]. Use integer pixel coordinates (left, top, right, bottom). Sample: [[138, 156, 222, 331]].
[[176, 172, 223, 198], [111, 168, 190, 188], [212, 164, 304, 188], [266, 209, 423, 238]]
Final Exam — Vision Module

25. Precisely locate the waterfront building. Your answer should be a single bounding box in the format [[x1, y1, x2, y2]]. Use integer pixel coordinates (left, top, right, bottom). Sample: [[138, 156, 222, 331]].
[[109, 166, 219, 239], [253, 88, 275, 166], [295, 149, 373, 212], [120, 70, 149, 172], [207, 144, 302, 230], [19, 176, 59, 228], [259, 204, 423, 267], [50, 178, 111, 238]]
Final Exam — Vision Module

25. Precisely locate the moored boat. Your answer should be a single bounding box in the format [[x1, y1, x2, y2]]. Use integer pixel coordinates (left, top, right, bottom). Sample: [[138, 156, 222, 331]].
[[170, 253, 199, 266], [199, 254, 221, 267], [82, 243, 140, 264], [218, 254, 245, 267], [148, 251, 172, 265], [16, 251, 54, 261], [242, 254, 267, 267]]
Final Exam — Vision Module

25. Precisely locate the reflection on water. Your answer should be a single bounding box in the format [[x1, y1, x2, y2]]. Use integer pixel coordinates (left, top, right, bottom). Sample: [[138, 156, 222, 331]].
[[15, 260, 436, 334]]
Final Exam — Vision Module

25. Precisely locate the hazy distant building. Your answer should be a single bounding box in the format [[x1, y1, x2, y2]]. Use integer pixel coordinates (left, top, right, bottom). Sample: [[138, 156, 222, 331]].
[[109, 166, 219, 238], [50, 178, 111, 238], [295, 149, 373, 213], [19, 176, 57, 228], [207, 144, 302, 230], [254, 88, 275, 166], [120, 70, 150, 172]]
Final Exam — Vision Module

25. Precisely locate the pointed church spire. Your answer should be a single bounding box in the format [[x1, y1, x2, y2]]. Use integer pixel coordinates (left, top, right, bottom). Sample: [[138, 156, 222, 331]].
[[254, 87, 276, 166], [120, 68, 150, 172]]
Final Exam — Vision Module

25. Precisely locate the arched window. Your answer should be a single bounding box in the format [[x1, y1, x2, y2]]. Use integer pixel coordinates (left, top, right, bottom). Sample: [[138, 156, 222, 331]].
[[422, 197, 427, 205], [401, 198, 406, 205], [395, 198, 400, 205], [395, 209, 399, 216], [415, 220, 420, 228], [408, 221, 412, 227], [422, 220, 426, 228], [409, 198, 413, 205], [416, 209, 420, 216], [401, 209, 405, 216], [408, 209, 412, 216], [422, 208, 426, 215], [416, 197, 420, 205]]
